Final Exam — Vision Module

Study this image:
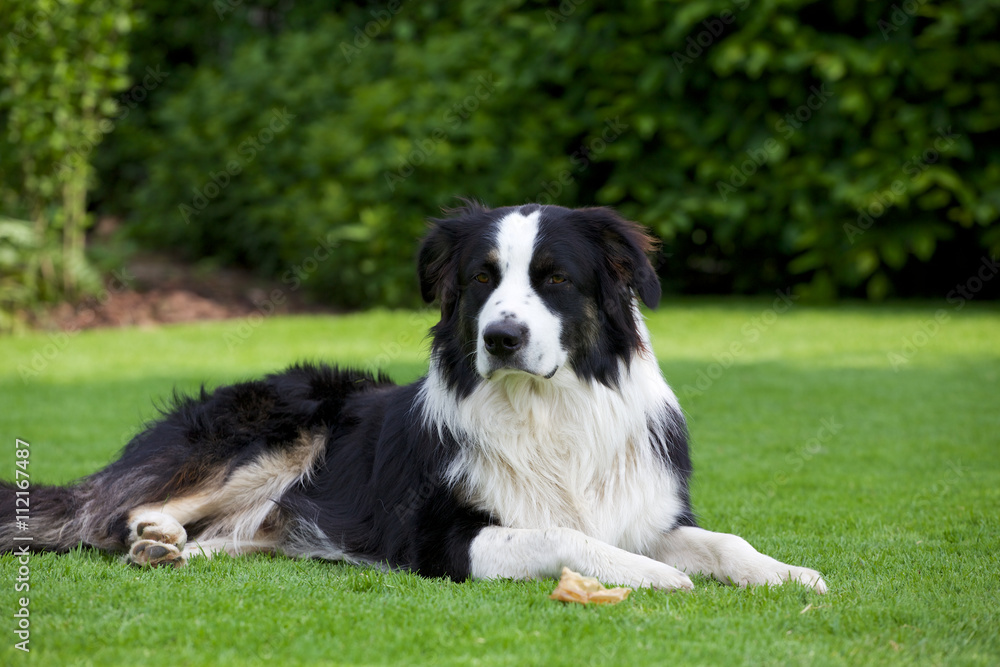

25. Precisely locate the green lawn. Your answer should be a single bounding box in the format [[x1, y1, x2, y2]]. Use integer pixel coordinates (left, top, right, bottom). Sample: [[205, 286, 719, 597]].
[[2, 301, 998, 666]]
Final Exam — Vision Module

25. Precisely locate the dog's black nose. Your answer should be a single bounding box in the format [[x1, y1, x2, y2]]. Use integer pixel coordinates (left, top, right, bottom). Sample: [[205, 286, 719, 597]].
[[483, 322, 528, 358]]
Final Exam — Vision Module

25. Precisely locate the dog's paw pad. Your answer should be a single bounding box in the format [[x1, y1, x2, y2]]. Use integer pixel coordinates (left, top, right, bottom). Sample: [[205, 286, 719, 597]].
[[129, 539, 185, 568], [129, 512, 186, 550]]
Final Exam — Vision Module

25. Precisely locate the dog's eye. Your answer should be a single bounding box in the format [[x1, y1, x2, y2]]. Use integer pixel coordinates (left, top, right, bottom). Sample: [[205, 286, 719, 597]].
[[473, 272, 491, 284], [549, 274, 569, 285]]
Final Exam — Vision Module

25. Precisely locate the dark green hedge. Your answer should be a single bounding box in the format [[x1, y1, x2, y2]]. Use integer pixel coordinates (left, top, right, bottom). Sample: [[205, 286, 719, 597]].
[[98, 0, 1000, 306]]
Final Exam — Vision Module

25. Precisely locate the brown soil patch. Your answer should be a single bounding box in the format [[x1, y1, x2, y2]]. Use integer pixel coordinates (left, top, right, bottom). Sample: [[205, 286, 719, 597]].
[[34, 252, 335, 331]]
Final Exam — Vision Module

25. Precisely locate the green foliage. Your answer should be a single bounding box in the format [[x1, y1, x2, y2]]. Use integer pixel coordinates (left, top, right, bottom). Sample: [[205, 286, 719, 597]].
[[0, 0, 133, 328], [108, 0, 1000, 305], [0, 218, 40, 331]]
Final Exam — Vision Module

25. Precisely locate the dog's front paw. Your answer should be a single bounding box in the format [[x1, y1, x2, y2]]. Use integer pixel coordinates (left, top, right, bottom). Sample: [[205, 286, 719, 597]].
[[786, 566, 827, 594], [616, 558, 694, 591], [643, 565, 695, 592], [734, 563, 827, 594]]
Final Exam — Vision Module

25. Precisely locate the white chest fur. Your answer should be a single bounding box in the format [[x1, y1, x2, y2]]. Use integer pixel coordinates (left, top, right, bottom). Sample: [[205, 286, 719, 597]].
[[421, 352, 685, 556]]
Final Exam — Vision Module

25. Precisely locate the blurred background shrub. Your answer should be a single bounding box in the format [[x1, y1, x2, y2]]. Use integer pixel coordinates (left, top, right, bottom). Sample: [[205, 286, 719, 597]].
[[4, 0, 999, 321], [1, 0, 132, 328]]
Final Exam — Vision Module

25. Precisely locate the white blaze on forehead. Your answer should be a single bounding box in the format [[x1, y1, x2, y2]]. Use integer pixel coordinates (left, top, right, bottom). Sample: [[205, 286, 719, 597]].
[[494, 209, 541, 280], [477, 209, 566, 378]]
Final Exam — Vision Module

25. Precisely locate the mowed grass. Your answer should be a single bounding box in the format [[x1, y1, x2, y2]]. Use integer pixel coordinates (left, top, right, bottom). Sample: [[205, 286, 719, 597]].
[[1, 300, 998, 666]]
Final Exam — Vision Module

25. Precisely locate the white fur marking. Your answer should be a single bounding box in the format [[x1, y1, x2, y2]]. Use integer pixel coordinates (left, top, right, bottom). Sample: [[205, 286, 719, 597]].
[[469, 526, 693, 590], [653, 526, 828, 593], [423, 332, 685, 556]]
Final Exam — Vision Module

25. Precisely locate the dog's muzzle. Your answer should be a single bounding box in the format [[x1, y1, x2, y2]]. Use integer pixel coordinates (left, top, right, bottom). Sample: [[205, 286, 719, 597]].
[[482, 321, 529, 360], [480, 319, 560, 379]]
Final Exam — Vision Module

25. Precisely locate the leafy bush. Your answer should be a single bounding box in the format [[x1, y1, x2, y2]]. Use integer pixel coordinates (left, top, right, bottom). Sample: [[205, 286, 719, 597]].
[[110, 0, 1000, 305], [0, 0, 132, 328], [0, 218, 41, 331]]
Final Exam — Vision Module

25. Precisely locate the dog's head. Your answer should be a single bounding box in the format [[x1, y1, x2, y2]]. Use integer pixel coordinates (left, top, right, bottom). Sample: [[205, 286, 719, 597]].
[[419, 202, 661, 396]]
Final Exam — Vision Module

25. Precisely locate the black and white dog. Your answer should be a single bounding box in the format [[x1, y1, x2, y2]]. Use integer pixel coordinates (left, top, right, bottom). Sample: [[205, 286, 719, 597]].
[[1, 203, 826, 593]]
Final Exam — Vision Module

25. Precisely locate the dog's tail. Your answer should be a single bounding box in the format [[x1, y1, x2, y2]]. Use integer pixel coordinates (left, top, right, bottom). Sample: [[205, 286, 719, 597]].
[[0, 481, 96, 553]]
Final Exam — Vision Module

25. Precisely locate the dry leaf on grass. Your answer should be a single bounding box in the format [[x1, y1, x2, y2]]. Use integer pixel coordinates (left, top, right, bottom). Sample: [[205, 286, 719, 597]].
[[549, 567, 631, 605]]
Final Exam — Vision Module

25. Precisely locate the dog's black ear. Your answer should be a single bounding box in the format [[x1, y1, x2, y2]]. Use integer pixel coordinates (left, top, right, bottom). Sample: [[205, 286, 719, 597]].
[[580, 207, 662, 309], [418, 221, 457, 307], [419, 200, 491, 312]]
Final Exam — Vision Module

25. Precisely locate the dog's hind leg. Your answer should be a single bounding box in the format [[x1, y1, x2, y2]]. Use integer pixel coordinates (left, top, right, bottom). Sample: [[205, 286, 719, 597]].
[[125, 503, 280, 567], [124, 488, 278, 568], [180, 537, 277, 561], [123, 429, 326, 567], [125, 495, 210, 567]]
